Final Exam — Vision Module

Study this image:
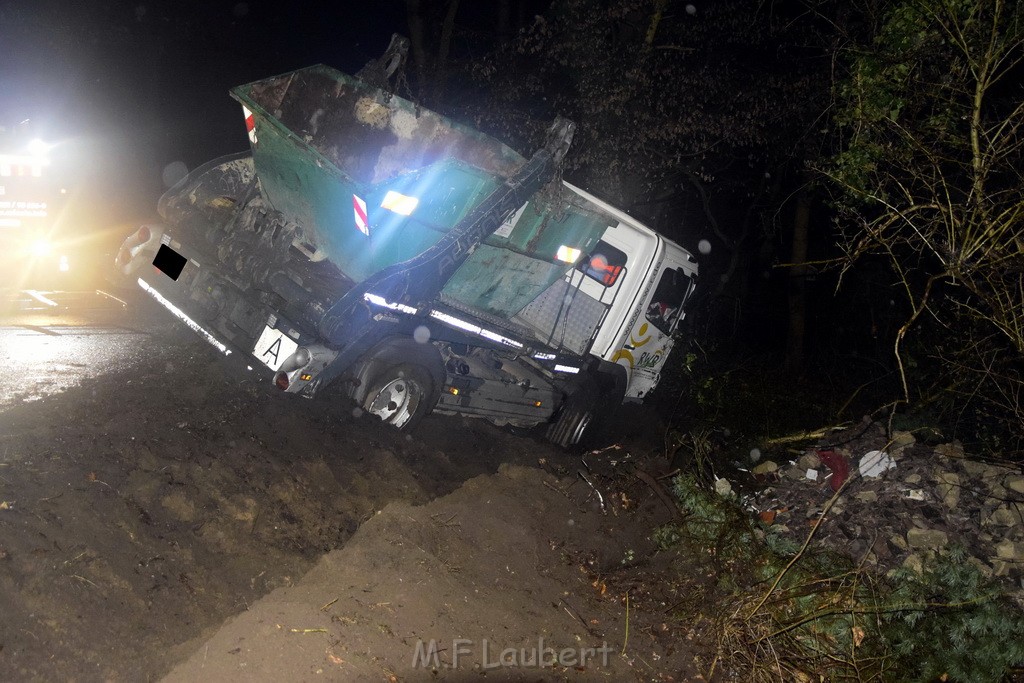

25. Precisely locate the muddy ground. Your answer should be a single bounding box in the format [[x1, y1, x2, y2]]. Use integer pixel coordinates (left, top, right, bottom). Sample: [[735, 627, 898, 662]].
[[0, 325, 706, 681]]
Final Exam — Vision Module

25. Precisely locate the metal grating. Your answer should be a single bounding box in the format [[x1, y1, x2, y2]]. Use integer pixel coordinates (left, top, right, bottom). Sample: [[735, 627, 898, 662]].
[[513, 277, 606, 355]]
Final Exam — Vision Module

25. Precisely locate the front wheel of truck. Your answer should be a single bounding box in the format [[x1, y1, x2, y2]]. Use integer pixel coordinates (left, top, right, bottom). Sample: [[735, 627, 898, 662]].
[[362, 363, 436, 430], [546, 379, 598, 449]]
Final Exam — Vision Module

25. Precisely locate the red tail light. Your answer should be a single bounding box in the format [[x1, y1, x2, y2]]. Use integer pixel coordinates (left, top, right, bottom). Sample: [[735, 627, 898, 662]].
[[274, 372, 290, 390]]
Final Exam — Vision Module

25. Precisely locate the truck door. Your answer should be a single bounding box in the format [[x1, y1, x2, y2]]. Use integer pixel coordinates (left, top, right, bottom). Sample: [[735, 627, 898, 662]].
[[613, 253, 696, 399]]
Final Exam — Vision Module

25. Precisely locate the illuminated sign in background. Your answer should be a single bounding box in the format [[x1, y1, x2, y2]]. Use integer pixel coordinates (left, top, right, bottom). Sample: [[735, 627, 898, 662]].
[[0, 153, 48, 178], [0, 201, 48, 216], [0, 153, 51, 228]]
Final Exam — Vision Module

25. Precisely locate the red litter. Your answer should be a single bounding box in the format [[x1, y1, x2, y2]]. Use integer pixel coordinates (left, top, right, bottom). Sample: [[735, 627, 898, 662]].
[[816, 449, 849, 491]]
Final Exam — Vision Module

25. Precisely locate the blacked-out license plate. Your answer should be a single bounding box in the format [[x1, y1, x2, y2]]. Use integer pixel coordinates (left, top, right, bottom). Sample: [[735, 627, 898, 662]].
[[153, 243, 187, 281]]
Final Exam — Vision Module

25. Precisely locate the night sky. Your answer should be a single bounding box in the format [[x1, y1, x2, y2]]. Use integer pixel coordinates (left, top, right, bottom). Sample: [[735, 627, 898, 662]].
[[1, 0, 423, 228]]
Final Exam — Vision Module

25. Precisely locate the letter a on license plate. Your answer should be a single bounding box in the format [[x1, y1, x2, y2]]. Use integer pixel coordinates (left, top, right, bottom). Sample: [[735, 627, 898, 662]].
[[253, 325, 298, 371]]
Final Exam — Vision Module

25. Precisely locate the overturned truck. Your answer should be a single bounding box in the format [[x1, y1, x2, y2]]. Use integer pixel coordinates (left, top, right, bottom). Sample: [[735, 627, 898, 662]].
[[117, 37, 698, 447]]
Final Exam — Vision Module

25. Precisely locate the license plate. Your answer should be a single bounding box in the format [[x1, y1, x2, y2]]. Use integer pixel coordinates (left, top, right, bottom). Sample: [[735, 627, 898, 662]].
[[153, 244, 188, 281], [253, 325, 298, 371]]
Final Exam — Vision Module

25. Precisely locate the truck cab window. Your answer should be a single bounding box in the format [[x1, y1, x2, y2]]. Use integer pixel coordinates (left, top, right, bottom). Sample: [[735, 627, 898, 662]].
[[577, 240, 627, 287], [646, 267, 690, 334]]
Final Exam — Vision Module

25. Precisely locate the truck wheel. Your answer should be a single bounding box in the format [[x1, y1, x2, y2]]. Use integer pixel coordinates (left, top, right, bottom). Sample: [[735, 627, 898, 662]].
[[546, 380, 598, 449], [362, 363, 435, 430]]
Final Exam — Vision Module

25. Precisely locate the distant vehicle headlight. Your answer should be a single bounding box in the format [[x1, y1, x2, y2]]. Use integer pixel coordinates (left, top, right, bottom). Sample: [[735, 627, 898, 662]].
[[29, 239, 52, 257], [27, 138, 51, 156]]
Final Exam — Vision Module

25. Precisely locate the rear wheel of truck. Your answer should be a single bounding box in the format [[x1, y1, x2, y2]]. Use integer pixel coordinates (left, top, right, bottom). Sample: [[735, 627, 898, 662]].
[[361, 363, 436, 430]]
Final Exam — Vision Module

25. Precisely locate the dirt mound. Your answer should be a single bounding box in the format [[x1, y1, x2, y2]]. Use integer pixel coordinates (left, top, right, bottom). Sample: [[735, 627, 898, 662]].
[[163, 464, 699, 681], [0, 336, 603, 681], [0, 330, 705, 681]]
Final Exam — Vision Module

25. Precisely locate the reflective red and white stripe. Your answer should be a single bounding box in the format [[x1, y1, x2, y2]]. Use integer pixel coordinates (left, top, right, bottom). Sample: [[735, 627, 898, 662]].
[[242, 106, 257, 144], [353, 194, 370, 236]]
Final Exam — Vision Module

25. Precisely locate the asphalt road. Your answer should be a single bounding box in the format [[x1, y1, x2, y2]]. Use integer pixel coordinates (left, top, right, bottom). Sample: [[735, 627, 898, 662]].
[[0, 286, 166, 406]]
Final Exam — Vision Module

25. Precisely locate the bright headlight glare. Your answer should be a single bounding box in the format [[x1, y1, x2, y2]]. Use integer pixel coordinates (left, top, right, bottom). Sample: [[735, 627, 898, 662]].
[[556, 245, 581, 263], [381, 190, 419, 216], [30, 239, 52, 257], [27, 139, 50, 156]]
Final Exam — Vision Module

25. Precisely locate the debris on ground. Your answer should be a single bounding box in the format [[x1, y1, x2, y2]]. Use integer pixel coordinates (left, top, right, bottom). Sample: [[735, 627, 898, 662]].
[[747, 419, 1024, 596]]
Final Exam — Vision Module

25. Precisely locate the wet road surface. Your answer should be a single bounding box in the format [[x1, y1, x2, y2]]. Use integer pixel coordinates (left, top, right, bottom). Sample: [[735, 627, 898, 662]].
[[0, 286, 166, 406]]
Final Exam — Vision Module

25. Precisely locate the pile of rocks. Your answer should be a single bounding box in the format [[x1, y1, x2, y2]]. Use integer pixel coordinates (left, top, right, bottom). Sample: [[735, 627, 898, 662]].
[[735, 421, 1024, 591]]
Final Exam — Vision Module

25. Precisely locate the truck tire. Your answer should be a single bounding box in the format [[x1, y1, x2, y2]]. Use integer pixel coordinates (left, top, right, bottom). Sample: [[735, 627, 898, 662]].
[[582, 362, 628, 446], [546, 379, 598, 449], [361, 363, 436, 430]]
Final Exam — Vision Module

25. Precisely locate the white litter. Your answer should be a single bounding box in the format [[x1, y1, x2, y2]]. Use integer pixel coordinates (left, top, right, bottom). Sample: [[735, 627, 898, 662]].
[[859, 450, 896, 478], [805, 469, 819, 481]]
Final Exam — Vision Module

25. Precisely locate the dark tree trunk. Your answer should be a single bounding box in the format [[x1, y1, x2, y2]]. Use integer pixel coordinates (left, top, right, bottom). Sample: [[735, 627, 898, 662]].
[[404, 0, 428, 94], [497, 0, 511, 41], [784, 193, 811, 373], [434, 0, 460, 99]]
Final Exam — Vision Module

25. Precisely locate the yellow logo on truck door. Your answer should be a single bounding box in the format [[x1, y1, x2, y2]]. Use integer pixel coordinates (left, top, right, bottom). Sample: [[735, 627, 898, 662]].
[[611, 322, 652, 369]]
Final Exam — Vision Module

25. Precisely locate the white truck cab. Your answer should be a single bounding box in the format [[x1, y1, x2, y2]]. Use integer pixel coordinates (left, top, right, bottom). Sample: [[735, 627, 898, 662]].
[[561, 183, 698, 400]]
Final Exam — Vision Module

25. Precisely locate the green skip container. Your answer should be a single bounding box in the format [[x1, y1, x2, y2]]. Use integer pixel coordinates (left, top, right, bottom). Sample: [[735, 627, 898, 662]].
[[230, 64, 612, 322]]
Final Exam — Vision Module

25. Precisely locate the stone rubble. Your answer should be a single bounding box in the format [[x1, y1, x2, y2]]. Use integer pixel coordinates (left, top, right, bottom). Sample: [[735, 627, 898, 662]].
[[743, 420, 1024, 594]]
